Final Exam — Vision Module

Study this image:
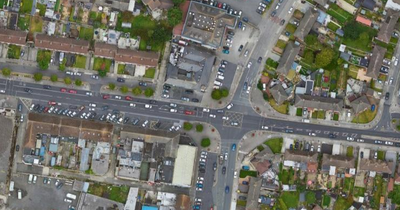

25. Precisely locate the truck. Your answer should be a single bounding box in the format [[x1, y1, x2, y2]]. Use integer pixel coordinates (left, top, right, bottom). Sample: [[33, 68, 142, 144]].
[[66, 193, 77, 200], [28, 174, 33, 184]]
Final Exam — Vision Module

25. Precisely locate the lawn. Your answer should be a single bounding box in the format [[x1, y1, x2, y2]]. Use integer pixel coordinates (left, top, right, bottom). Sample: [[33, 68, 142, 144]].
[[79, 27, 94, 41], [117, 64, 126, 74], [322, 195, 331, 207], [257, 145, 264, 151], [269, 98, 288, 114], [266, 58, 279, 69], [296, 108, 302, 116], [372, 175, 383, 209], [54, 0, 61, 12], [7, 45, 21, 59], [285, 23, 297, 34], [36, 3, 46, 16], [88, 183, 130, 203], [30, 15, 43, 33], [343, 32, 373, 52], [352, 109, 377, 124], [264, 137, 283, 154], [36, 49, 52, 63], [317, 110, 325, 119], [144, 68, 156, 79], [17, 15, 30, 30], [315, 73, 322, 87], [236, 200, 247, 206], [377, 151, 385, 160], [281, 192, 299, 209], [342, 21, 378, 52], [333, 113, 339, 121], [239, 170, 258, 178], [353, 187, 365, 197], [334, 196, 353, 210], [279, 168, 295, 184], [348, 65, 359, 79], [327, 21, 341, 31], [346, 146, 353, 157], [276, 40, 287, 49], [0, 0, 4, 8], [343, 177, 355, 194], [326, 4, 353, 24], [93, 57, 112, 71], [337, 68, 348, 90], [20, 0, 33, 14], [73, 55, 86, 69]]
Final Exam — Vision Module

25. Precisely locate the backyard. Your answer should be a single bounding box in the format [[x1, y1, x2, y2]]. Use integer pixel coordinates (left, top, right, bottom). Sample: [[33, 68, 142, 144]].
[[87, 183, 129, 203], [117, 64, 126, 74], [333, 196, 353, 210], [264, 137, 283, 154], [279, 168, 295, 184], [326, 4, 353, 24], [30, 15, 43, 33], [280, 192, 299, 209], [79, 27, 94, 41], [342, 21, 378, 52], [73, 55, 86, 69], [20, 0, 33, 14], [17, 15, 30, 30]]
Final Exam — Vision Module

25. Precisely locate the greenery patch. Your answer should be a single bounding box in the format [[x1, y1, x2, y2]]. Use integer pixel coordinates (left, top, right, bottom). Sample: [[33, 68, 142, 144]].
[[264, 137, 283, 154]]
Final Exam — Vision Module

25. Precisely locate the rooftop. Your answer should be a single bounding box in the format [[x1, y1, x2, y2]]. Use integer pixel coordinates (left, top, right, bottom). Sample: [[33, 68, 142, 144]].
[[142, 0, 173, 11], [377, 9, 400, 43], [0, 29, 27, 46], [245, 177, 262, 210], [115, 48, 159, 67], [284, 150, 318, 164], [77, 193, 125, 210], [35, 34, 89, 55], [270, 84, 289, 105], [172, 145, 197, 186], [359, 159, 393, 174], [276, 42, 300, 75], [366, 45, 387, 79], [294, 9, 319, 40], [356, 15, 372, 26], [350, 95, 371, 114], [322, 154, 355, 170], [294, 95, 344, 112]]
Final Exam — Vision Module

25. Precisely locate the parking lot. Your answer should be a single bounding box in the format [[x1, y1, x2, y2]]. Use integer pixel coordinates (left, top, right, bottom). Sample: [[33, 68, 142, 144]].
[[8, 174, 78, 210], [195, 152, 217, 210], [209, 0, 264, 25], [0, 117, 13, 195]]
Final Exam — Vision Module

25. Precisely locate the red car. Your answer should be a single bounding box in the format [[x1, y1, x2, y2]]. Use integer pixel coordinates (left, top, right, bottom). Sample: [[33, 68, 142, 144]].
[[68, 89, 77, 94], [185, 110, 194, 115], [44, 107, 49, 113], [48, 101, 56, 105], [60, 88, 67, 92], [125, 96, 133, 101], [103, 94, 110, 99]]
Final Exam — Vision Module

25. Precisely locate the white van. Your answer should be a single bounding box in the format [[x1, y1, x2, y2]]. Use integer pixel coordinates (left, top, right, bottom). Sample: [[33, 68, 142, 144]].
[[216, 75, 224, 80], [302, 119, 310, 123], [214, 81, 222, 86], [17, 189, 22, 199], [9, 181, 14, 192], [262, 83, 266, 91], [66, 193, 77, 200], [28, 174, 33, 184]]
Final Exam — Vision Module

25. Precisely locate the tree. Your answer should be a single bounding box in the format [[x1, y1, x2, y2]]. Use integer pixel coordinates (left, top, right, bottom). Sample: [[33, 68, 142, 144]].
[[315, 48, 334, 68], [33, 73, 43, 82], [167, 8, 183, 27], [38, 59, 49, 70], [75, 79, 82, 86], [221, 88, 229, 97], [132, 86, 142, 96], [151, 26, 171, 46], [172, 0, 185, 5], [120, 85, 129, 94], [2, 68, 11, 77], [59, 59, 66, 71], [144, 88, 154, 97], [108, 83, 116, 90], [183, 122, 193, 131], [64, 77, 72, 85], [306, 191, 316, 204], [211, 89, 222, 100], [50, 74, 58, 82], [201, 138, 211, 147], [303, 50, 315, 64], [98, 70, 107, 77], [196, 124, 203, 132]]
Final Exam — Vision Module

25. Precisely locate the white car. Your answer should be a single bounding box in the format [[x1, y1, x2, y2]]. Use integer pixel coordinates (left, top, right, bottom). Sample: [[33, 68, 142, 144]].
[[226, 103, 233, 109], [233, 171, 237, 178], [170, 109, 177, 113], [197, 180, 204, 184], [203, 108, 210, 112], [195, 198, 202, 202], [129, 103, 136, 107], [114, 95, 122, 100], [89, 103, 96, 107], [247, 62, 252, 68], [357, 139, 364, 142], [309, 133, 316, 136], [0, 90, 5, 94], [288, 7, 293, 13], [231, 121, 239, 126], [201, 151, 207, 155], [209, 114, 216, 118], [89, 108, 95, 112], [170, 103, 177, 108], [64, 198, 72, 203], [145, 104, 152, 109], [385, 141, 394, 145], [244, 50, 249, 57], [199, 158, 206, 162], [261, 126, 269, 130], [346, 137, 354, 141], [242, 24, 246, 31], [389, 77, 393, 85], [395, 58, 398, 66], [196, 187, 203, 191], [142, 120, 149, 127], [222, 116, 229, 120], [198, 177, 204, 181], [317, 145, 321, 152]]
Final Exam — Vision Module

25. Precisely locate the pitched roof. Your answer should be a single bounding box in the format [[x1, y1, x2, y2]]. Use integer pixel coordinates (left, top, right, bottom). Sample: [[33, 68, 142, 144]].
[[359, 159, 393, 174], [322, 154, 355, 169], [294, 95, 344, 112], [0, 29, 28, 46], [142, 0, 173, 10], [35, 34, 89, 54], [94, 42, 117, 59], [251, 159, 271, 175], [245, 177, 262, 210], [377, 9, 400, 43], [350, 95, 371, 114], [270, 84, 289, 105], [284, 150, 318, 164], [366, 45, 387, 79], [294, 9, 319, 40], [356, 15, 372, 26], [115, 48, 159, 67], [276, 42, 300, 75], [361, 0, 376, 10], [307, 162, 318, 173], [314, 0, 328, 5]]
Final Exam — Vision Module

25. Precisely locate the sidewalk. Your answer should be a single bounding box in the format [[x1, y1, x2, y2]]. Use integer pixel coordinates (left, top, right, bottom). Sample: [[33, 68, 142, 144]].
[[184, 121, 221, 154]]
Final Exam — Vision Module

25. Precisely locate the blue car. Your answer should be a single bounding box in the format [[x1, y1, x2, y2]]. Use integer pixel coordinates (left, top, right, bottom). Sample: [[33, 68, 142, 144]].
[[222, 49, 230, 54], [231, 144, 236, 151], [225, 186, 230, 193], [238, 21, 242, 28], [193, 205, 200, 210], [196, 183, 203, 188]]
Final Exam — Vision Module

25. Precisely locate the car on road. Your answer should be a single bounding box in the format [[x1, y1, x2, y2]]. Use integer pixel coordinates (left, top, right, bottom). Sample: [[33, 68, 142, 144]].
[[234, 171, 237, 178], [209, 114, 216, 118], [261, 126, 269, 130], [43, 85, 51, 89], [185, 110, 194, 115], [247, 61, 252, 68], [280, 19, 285, 26], [238, 45, 243, 52], [357, 139, 364, 142], [24, 88, 32, 93], [142, 120, 149, 127], [196, 187, 203, 191], [288, 7, 293, 13], [145, 104, 152, 109], [125, 96, 133, 101], [346, 137, 354, 141], [285, 129, 293, 133], [375, 140, 383, 144], [16, 145, 19, 151], [48, 101, 57, 105], [68, 89, 77, 94], [117, 77, 125, 83], [0, 90, 5, 94], [139, 82, 147, 87], [213, 162, 217, 171], [170, 109, 177, 113], [328, 133, 336, 138], [226, 103, 233, 109], [203, 108, 210, 112], [86, 92, 93, 96], [222, 116, 229, 120], [385, 92, 390, 100], [257, 57, 262, 63], [385, 141, 394, 145], [91, 75, 99, 80], [114, 95, 122, 100], [231, 121, 239, 126], [60, 88, 67, 92], [231, 144, 236, 151], [103, 94, 110, 99], [89, 103, 96, 107], [271, 10, 277, 17], [222, 166, 226, 174], [389, 77, 393, 85], [308, 133, 316, 136], [225, 186, 230, 193], [244, 50, 249, 57], [222, 49, 229, 54]]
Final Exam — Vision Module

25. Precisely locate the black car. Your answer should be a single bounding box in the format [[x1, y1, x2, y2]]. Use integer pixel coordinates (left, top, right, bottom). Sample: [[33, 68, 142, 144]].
[[395, 143, 400, 147], [285, 129, 293, 133], [271, 10, 277, 17], [222, 166, 226, 174], [139, 82, 147, 87], [227, 31, 234, 36], [213, 162, 217, 171], [24, 88, 32, 93], [123, 117, 130, 124], [43, 85, 51, 89], [16, 145, 19, 151], [117, 77, 125, 83], [280, 19, 285, 26], [221, 60, 228, 65], [257, 57, 262, 63], [102, 105, 109, 110], [242, 17, 249, 22], [56, 182, 63, 189], [191, 98, 199, 102], [328, 133, 336, 138], [360, 151, 363, 158], [164, 84, 171, 90], [199, 168, 206, 173], [256, 9, 263, 14], [150, 100, 156, 104], [294, 142, 299, 149], [238, 45, 243, 52], [185, 89, 194, 94], [385, 92, 390, 100]]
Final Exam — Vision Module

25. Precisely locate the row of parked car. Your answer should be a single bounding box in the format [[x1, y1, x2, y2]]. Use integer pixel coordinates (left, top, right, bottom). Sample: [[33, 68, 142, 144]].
[[214, 60, 228, 89]]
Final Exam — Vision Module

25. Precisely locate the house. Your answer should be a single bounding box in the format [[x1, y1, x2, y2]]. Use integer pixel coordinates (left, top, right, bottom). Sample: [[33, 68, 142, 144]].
[[94, 42, 117, 59], [142, 0, 174, 18], [181, 1, 237, 49], [360, 0, 376, 10], [0, 29, 27, 46], [377, 9, 400, 43], [35, 34, 89, 55], [294, 9, 319, 41], [307, 162, 318, 173], [115, 49, 159, 67], [350, 95, 371, 114], [270, 84, 290, 105], [245, 177, 262, 210], [314, 0, 328, 6], [276, 42, 300, 75], [321, 154, 355, 175], [294, 95, 344, 112], [359, 159, 393, 175], [356, 15, 372, 27], [385, 0, 400, 11], [366, 45, 387, 79], [251, 159, 271, 176], [283, 150, 318, 171]]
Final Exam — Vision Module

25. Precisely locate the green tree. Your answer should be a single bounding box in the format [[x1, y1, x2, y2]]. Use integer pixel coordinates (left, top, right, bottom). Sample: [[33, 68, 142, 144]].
[[75, 79, 82, 86], [211, 89, 222, 100], [59, 58, 66, 71], [33, 73, 43, 82], [389, 188, 400, 204], [306, 191, 316, 204], [201, 138, 211, 147], [167, 7, 183, 27], [2, 68, 11, 77], [132, 86, 142, 96], [120, 85, 129, 94], [50, 74, 58, 82], [64, 77, 72, 85], [144, 87, 154, 97], [38, 59, 49, 70], [172, 0, 185, 5], [221, 88, 229, 97], [315, 48, 334, 68], [151, 27, 171, 46], [108, 83, 116, 90], [303, 50, 314, 64], [98, 70, 107, 77], [183, 122, 193, 131], [196, 124, 203, 132]]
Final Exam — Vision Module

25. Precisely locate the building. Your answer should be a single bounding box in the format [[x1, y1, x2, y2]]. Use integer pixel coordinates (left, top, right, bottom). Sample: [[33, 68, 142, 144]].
[[276, 42, 300, 75], [91, 142, 111, 175], [116, 138, 144, 180], [294, 95, 344, 112], [321, 154, 355, 175], [245, 177, 262, 210], [356, 15, 372, 26], [175, 194, 190, 210], [181, 1, 237, 49], [360, 0, 376, 10], [35, 34, 90, 55], [284, 150, 318, 171], [270, 84, 290, 105], [314, 0, 328, 6], [157, 192, 177, 207], [385, 0, 400, 10], [359, 159, 393, 175], [350, 95, 371, 114], [366, 45, 387, 79], [377, 9, 400, 43], [142, 0, 174, 18], [115, 49, 159, 67], [77, 193, 125, 210], [172, 145, 197, 186], [94, 42, 118, 59], [124, 187, 139, 210], [294, 9, 319, 41], [0, 29, 27, 46]]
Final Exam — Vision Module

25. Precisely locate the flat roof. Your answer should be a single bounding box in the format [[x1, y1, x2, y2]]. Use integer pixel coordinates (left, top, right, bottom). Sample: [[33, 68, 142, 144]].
[[124, 187, 139, 210], [172, 145, 197, 186]]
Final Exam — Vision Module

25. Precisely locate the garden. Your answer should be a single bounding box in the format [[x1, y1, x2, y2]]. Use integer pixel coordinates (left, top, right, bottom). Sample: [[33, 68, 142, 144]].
[[93, 57, 112, 72], [7, 45, 21, 59], [264, 137, 283, 154], [20, 0, 33, 14], [87, 183, 130, 203], [17, 15, 30, 31], [342, 21, 378, 52], [79, 26, 94, 41], [30, 15, 43, 33], [326, 4, 353, 25], [73, 55, 87, 69]]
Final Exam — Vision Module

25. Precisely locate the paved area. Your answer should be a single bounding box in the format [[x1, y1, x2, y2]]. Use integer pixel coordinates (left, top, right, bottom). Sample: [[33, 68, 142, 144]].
[[0, 116, 14, 195]]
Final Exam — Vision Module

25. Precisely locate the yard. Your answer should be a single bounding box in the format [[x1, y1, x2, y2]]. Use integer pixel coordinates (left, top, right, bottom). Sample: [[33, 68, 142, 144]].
[[87, 183, 130, 203], [333, 196, 353, 210], [352, 109, 377, 124], [346, 146, 353, 157], [239, 170, 258, 178], [327, 21, 341, 31], [117, 64, 126, 74], [93, 57, 112, 72], [333, 113, 339, 121], [315, 73, 322, 87], [73, 55, 86, 69], [79, 27, 94, 41], [281, 192, 299, 209], [353, 187, 365, 197], [7, 45, 21, 59], [17, 15, 30, 30], [279, 168, 295, 184], [30, 15, 43, 33], [144, 68, 156, 79], [296, 108, 302, 116], [269, 98, 288, 114], [264, 137, 283, 154], [36, 3, 46, 16], [20, 0, 33, 14], [377, 151, 385, 160], [326, 4, 353, 24], [317, 110, 325, 119], [322, 195, 331, 207], [343, 177, 355, 194], [36, 49, 52, 63], [372, 175, 383, 209], [342, 21, 378, 52]]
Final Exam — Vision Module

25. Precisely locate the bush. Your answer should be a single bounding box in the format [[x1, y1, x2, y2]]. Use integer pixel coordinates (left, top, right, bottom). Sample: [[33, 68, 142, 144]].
[[108, 83, 116, 90], [50, 74, 58, 82], [196, 124, 203, 132], [144, 88, 154, 97], [183, 122, 193, 131], [201, 138, 211, 147], [211, 88, 229, 100], [120, 85, 129, 94], [132, 86, 142, 96], [33, 73, 43, 81], [266, 58, 279, 69], [2, 68, 11, 77], [64, 77, 72, 85], [59, 58, 66, 71], [296, 108, 302, 116], [75, 79, 82, 86]]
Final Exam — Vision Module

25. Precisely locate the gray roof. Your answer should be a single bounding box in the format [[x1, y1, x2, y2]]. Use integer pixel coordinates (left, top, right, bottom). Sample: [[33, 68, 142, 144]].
[[377, 9, 400, 43], [294, 95, 344, 112], [294, 9, 319, 40], [314, 0, 328, 5], [270, 84, 289, 105], [366, 45, 387, 79], [361, 0, 376, 10], [322, 154, 355, 170], [284, 150, 318, 164], [276, 42, 300, 75], [245, 177, 262, 210], [350, 95, 371, 114], [359, 159, 393, 174]]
